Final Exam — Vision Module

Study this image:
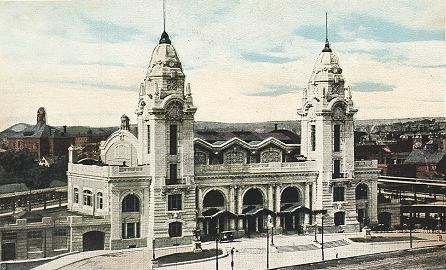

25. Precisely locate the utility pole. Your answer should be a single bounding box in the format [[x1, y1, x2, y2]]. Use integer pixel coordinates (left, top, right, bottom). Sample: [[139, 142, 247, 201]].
[[215, 235, 219, 270], [266, 226, 269, 269], [230, 247, 237, 270], [321, 214, 325, 261], [152, 238, 156, 260]]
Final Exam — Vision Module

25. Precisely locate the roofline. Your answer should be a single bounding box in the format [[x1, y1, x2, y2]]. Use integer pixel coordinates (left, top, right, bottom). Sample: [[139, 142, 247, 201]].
[[193, 136, 300, 151]]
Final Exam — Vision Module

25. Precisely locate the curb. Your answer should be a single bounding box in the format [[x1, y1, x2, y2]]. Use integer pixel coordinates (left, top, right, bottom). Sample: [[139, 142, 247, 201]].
[[155, 250, 229, 268], [270, 244, 446, 269]]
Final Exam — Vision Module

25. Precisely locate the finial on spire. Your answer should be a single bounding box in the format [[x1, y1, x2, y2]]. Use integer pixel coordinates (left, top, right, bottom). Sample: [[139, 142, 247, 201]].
[[159, 0, 172, 44], [163, 0, 166, 32], [322, 12, 332, 52]]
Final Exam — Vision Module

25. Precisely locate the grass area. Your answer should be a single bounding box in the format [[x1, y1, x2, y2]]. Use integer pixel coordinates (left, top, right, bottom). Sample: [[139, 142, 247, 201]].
[[350, 236, 423, 243], [156, 249, 223, 264]]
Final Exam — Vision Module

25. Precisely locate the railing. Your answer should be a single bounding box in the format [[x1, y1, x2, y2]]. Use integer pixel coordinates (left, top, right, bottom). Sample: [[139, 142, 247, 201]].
[[195, 161, 317, 175], [165, 177, 191, 185], [354, 160, 378, 168], [68, 164, 150, 178]]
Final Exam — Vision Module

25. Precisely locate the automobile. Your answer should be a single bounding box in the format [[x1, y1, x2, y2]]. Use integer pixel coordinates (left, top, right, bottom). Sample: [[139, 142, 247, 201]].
[[219, 231, 235, 242]]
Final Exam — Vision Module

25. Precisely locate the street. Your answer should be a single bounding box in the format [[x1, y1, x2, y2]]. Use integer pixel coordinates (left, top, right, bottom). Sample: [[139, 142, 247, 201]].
[[50, 232, 446, 270]]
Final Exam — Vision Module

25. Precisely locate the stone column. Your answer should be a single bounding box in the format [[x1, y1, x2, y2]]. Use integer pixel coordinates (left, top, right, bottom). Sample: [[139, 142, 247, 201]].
[[274, 185, 281, 228], [197, 187, 203, 214], [237, 187, 243, 230], [268, 185, 274, 211], [110, 189, 121, 240], [229, 186, 235, 229], [304, 183, 311, 225], [369, 180, 378, 223], [255, 217, 259, 232]]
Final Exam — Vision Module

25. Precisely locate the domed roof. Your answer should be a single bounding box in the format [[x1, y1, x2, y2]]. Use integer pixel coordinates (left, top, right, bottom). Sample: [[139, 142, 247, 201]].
[[313, 50, 339, 69], [146, 32, 183, 78], [309, 48, 342, 83]]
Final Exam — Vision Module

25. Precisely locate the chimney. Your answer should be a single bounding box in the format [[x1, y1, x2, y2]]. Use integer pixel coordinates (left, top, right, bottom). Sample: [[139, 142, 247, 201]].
[[274, 123, 278, 131], [63, 125, 67, 134], [68, 145, 80, 164]]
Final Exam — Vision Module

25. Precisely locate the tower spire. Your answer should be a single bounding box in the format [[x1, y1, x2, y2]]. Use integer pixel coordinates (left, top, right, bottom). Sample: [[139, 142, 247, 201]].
[[159, 0, 171, 44], [163, 0, 166, 32], [322, 12, 332, 52]]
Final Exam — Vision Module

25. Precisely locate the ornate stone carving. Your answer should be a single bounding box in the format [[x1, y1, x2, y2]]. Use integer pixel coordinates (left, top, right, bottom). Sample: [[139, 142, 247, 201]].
[[332, 104, 346, 121], [260, 150, 281, 163], [167, 79, 177, 90], [224, 150, 245, 164], [308, 105, 316, 120], [194, 152, 207, 165], [165, 100, 184, 121]]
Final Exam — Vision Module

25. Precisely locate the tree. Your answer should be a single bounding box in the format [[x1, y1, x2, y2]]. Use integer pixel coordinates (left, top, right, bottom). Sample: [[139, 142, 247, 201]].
[[0, 150, 68, 189]]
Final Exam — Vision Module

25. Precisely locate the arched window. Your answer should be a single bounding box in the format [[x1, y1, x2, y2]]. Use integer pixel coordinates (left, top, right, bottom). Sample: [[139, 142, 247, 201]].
[[334, 212, 345, 226], [356, 184, 368, 200], [83, 190, 92, 206], [97, 192, 103, 209], [243, 188, 263, 206], [122, 194, 140, 212], [73, 188, 79, 204], [203, 190, 225, 208], [169, 222, 182, 237], [281, 186, 300, 204]]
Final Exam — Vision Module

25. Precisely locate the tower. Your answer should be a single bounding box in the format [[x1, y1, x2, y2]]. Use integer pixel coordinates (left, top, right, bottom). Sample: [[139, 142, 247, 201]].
[[135, 22, 197, 245], [298, 14, 359, 231], [37, 107, 46, 126]]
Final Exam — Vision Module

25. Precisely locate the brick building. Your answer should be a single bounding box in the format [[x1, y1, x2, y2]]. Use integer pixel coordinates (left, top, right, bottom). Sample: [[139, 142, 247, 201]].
[[7, 108, 73, 159]]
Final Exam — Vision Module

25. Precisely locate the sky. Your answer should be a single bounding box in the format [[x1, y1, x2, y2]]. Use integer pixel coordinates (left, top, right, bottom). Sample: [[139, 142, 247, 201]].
[[0, 0, 445, 131]]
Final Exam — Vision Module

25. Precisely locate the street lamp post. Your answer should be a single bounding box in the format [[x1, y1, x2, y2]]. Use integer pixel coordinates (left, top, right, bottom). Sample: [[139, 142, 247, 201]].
[[313, 209, 327, 261], [271, 224, 274, 246], [152, 238, 156, 260], [409, 212, 413, 249], [314, 221, 318, 242], [215, 233, 219, 270], [266, 226, 269, 269], [230, 247, 237, 270], [321, 214, 324, 261], [266, 214, 273, 269]]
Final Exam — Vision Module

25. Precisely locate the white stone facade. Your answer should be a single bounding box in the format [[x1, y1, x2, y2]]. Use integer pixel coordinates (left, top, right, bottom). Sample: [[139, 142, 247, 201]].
[[66, 30, 379, 251]]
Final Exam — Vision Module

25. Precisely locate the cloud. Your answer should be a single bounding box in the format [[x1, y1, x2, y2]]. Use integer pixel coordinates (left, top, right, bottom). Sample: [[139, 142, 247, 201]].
[[352, 82, 394, 92], [241, 52, 298, 64], [245, 85, 301, 96], [37, 79, 134, 91], [0, 0, 445, 132], [295, 14, 444, 43]]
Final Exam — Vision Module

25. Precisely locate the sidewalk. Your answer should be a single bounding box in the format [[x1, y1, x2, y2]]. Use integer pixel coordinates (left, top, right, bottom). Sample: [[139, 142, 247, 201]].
[[41, 232, 446, 270]]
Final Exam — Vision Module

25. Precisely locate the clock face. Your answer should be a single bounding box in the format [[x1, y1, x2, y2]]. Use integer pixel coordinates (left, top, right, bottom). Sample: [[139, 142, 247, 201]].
[[167, 79, 177, 90]]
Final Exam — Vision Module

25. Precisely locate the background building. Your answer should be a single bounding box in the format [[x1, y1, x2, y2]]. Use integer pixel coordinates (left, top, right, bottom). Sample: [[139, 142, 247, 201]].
[[7, 108, 73, 159]]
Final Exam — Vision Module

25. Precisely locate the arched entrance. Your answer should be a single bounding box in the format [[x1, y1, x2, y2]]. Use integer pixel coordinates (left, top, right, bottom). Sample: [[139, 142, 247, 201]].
[[201, 190, 233, 240], [242, 188, 270, 234], [82, 231, 105, 251], [280, 186, 305, 233]]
